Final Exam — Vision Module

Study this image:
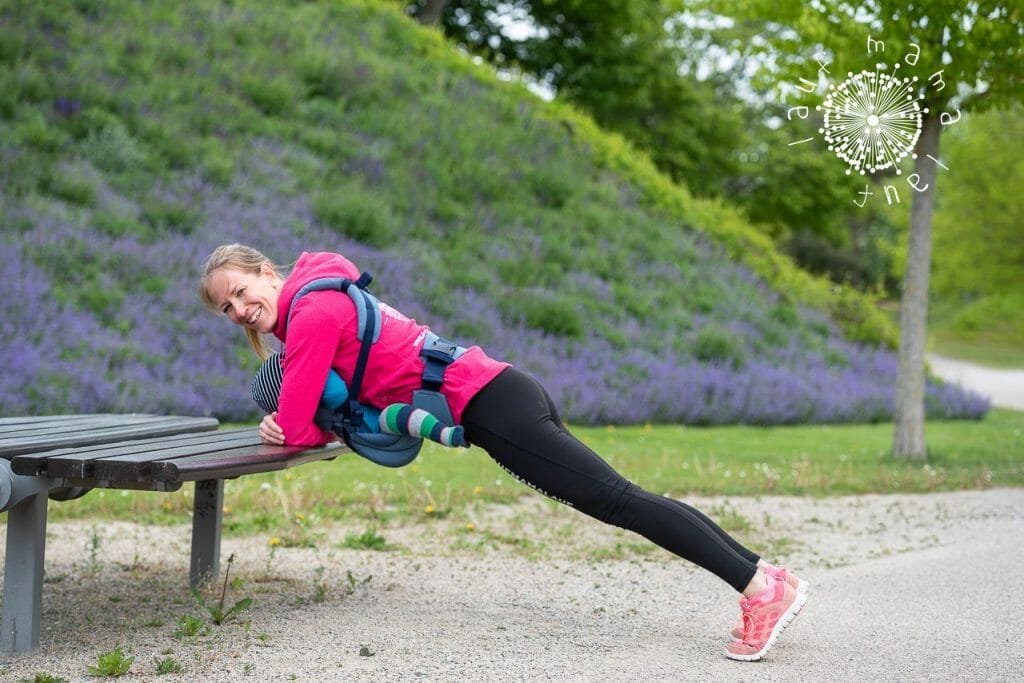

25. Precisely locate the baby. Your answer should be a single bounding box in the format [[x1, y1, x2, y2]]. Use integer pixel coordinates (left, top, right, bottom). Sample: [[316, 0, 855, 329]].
[[250, 352, 465, 448]]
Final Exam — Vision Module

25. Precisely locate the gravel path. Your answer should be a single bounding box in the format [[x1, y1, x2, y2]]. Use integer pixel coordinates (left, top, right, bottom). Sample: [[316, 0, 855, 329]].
[[2, 488, 1022, 681]]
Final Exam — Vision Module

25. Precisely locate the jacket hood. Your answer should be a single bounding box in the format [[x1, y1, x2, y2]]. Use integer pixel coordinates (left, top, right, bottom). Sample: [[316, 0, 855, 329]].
[[273, 251, 361, 340]]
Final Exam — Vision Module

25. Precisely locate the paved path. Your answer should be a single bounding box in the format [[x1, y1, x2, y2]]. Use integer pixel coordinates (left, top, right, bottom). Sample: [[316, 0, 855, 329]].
[[928, 354, 1024, 410]]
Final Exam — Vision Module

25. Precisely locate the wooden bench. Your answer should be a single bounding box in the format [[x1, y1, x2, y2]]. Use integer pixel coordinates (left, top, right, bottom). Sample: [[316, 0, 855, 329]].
[[0, 414, 348, 653]]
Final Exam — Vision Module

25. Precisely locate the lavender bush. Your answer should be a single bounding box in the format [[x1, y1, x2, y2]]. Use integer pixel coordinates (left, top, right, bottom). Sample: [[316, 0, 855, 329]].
[[0, 0, 989, 425], [0, 157, 989, 425]]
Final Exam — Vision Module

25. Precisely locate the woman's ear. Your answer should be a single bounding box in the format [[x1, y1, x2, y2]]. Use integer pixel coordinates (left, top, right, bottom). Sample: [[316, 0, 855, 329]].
[[260, 261, 277, 279]]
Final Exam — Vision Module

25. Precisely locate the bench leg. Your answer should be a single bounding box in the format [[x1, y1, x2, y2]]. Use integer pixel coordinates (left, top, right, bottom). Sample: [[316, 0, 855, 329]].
[[1, 492, 48, 653], [189, 479, 224, 588]]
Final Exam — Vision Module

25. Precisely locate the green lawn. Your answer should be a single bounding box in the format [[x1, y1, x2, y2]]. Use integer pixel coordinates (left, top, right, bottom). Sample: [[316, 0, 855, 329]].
[[927, 297, 1024, 368], [42, 410, 1024, 534], [928, 335, 1024, 369]]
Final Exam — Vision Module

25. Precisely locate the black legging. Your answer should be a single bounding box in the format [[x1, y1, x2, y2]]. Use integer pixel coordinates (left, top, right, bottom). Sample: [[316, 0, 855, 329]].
[[461, 367, 759, 592]]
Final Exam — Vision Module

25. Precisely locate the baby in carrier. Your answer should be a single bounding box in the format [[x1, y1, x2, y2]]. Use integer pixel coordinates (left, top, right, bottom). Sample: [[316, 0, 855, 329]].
[[251, 352, 466, 448]]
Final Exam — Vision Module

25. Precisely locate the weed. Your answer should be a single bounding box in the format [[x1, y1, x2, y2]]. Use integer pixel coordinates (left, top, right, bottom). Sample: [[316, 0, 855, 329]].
[[264, 538, 280, 577], [173, 614, 205, 639], [86, 526, 102, 574], [153, 656, 184, 674], [87, 647, 134, 677], [343, 570, 373, 596], [708, 503, 753, 534], [192, 554, 252, 625], [341, 528, 393, 551], [275, 511, 323, 548], [312, 566, 328, 603], [27, 675, 66, 683]]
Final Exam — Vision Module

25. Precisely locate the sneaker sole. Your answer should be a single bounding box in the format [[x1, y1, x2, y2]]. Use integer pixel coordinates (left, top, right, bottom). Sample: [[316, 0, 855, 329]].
[[723, 590, 807, 662]]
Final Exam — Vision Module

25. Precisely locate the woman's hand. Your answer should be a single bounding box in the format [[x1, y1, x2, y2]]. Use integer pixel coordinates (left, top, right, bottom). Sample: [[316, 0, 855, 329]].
[[259, 412, 286, 445]]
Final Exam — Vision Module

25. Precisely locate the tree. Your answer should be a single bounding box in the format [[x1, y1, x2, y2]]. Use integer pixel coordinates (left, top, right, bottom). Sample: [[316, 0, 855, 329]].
[[412, 0, 449, 26], [405, 0, 746, 197], [696, 0, 1023, 458]]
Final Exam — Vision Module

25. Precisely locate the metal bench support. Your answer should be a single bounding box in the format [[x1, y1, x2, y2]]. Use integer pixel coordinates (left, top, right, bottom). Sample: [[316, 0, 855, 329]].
[[189, 479, 223, 588], [1, 492, 48, 653]]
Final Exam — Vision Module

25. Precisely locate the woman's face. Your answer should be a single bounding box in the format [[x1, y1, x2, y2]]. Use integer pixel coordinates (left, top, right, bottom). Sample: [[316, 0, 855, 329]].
[[207, 264, 282, 334]]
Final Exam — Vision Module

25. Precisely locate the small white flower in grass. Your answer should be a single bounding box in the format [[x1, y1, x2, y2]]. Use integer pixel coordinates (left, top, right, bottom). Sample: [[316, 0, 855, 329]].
[[260, 482, 272, 491]]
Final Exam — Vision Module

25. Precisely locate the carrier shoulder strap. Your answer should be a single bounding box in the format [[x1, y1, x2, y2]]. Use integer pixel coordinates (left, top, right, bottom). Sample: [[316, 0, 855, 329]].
[[284, 273, 378, 430], [283, 273, 379, 342]]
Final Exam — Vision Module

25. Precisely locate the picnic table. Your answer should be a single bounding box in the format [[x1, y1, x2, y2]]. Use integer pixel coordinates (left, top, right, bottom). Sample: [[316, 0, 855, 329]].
[[0, 414, 347, 653]]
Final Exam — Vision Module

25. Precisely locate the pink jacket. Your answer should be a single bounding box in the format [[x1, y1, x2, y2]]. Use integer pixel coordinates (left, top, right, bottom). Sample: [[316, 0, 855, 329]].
[[271, 252, 510, 446]]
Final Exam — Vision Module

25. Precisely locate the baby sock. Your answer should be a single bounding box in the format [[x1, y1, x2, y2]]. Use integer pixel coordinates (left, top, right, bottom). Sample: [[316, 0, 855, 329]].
[[379, 404, 466, 447]]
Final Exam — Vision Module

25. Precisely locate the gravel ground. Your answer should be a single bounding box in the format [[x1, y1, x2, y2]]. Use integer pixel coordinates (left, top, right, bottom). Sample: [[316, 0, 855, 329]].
[[2, 487, 1022, 682]]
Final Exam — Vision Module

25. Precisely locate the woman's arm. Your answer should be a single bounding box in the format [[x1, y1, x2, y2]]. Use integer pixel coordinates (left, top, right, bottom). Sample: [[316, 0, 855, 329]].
[[276, 294, 350, 446]]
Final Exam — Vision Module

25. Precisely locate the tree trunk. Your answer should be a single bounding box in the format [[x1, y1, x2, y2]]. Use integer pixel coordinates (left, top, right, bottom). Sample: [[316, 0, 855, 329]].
[[415, 0, 450, 26], [892, 112, 942, 460]]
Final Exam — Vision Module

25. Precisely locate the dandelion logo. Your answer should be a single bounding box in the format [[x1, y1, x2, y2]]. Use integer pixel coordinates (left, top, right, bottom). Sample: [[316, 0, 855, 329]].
[[819, 65, 927, 176], [787, 35, 962, 207]]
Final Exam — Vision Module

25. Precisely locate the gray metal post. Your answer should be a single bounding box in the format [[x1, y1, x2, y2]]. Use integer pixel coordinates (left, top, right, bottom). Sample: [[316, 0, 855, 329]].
[[189, 479, 224, 588], [1, 492, 48, 653]]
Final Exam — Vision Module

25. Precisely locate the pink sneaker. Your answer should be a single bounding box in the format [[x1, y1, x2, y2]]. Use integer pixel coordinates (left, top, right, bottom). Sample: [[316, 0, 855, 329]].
[[725, 579, 806, 661], [730, 564, 807, 640]]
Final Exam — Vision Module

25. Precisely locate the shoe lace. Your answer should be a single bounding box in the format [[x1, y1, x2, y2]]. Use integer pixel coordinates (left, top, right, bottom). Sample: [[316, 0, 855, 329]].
[[740, 608, 768, 644]]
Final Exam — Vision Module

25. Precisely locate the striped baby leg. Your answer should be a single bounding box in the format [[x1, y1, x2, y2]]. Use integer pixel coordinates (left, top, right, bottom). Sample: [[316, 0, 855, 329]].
[[379, 404, 466, 447]]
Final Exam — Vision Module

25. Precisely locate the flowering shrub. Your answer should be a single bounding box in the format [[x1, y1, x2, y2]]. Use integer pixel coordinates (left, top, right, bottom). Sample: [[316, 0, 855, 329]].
[[0, 0, 988, 425], [0, 166, 988, 424]]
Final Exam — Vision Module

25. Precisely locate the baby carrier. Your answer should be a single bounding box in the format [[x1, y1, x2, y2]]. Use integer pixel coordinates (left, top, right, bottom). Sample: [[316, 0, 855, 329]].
[[284, 273, 466, 468]]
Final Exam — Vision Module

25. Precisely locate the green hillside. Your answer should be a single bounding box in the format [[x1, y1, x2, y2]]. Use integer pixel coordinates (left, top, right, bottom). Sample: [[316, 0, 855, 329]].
[[3, 0, 985, 424]]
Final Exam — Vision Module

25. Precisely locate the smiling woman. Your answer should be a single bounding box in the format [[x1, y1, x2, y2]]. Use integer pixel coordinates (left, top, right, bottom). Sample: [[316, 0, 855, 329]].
[[196, 242, 812, 662], [207, 264, 280, 331], [199, 244, 287, 358]]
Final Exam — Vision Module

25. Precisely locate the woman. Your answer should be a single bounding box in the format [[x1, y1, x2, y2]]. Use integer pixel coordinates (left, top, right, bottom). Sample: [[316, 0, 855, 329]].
[[199, 243, 806, 661]]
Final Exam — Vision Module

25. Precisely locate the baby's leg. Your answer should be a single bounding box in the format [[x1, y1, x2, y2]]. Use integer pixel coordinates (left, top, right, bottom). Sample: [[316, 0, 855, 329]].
[[379, 404, 466, 447]]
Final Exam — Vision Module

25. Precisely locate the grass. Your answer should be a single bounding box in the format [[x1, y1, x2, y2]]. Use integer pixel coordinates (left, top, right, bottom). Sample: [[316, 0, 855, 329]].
[[928, 297, 1024, 368], [928, 335, 1024, 369], [35, 411, 1024, 532]]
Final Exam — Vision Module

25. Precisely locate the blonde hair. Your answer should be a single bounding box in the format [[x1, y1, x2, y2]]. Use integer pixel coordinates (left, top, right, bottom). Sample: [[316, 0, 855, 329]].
[[199, 243, 283, 360]]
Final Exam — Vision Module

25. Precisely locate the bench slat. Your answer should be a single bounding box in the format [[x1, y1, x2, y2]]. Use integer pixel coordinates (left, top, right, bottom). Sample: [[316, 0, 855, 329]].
[[0, 414, 154, 426], [153, 441, 348, 482], [11, 430, 242, 476], [16, 431, 257, 480], [0, 417, 219, 458], [0, 414, 160, 434], [91, 430, 261, 481]]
